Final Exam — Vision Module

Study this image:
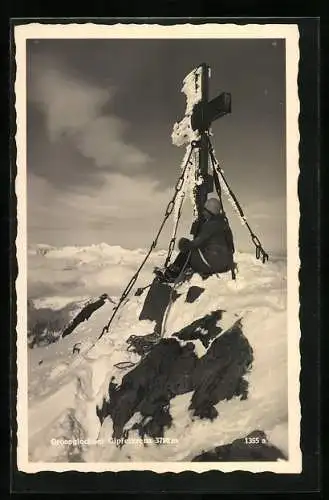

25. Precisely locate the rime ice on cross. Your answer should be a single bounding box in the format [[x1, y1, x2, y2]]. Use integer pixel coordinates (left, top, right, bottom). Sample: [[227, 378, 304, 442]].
[[171, 63, 231, 233]]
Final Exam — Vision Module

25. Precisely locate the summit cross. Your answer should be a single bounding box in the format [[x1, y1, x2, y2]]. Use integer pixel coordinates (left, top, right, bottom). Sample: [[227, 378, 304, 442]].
[[172, 63, 231, 234], [190, 63, 231, 224]]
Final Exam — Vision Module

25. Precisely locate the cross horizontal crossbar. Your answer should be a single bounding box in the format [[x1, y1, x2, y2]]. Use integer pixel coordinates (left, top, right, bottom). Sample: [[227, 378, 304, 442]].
[[191, 92, 231, 132]]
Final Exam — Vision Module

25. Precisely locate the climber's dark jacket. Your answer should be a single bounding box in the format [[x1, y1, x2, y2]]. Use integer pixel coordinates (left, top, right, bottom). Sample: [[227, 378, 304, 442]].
[[178, 214, 235, 275]]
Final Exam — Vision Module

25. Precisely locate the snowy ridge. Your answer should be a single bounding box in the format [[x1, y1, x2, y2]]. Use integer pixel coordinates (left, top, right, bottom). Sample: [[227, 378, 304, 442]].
[[29, 242, 167, 264], [28, 242, 169, 305], [27, 251, 288, 463], [32, 296, 91, 311]]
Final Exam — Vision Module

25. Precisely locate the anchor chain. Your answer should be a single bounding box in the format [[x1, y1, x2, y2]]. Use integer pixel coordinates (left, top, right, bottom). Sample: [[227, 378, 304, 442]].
[[164, 165, 190, 268], [207, 135, 269, 264], [97, 142, 198, 343]]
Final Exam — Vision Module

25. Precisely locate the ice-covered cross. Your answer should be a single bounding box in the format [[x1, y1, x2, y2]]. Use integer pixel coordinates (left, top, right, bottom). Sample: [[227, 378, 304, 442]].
[[171, 63, 231, 147], [171, 63, 231, 229]]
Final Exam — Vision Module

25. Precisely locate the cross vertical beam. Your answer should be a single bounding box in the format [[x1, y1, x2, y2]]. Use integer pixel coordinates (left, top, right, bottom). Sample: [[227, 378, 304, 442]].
[[173, 63, 231, 236], [191, 63, 212, 235], [199, 63, 212, 213]]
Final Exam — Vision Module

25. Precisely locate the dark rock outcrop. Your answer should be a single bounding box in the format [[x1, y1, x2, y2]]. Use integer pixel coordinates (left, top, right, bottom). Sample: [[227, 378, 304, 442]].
[[185, 286, 205, 304], [138, 280, 172, 335], [190, 320, 252, 420], [104, 339, 198, 440], [173, 310, 224, 348], [28, 300, 73, 348], [62, 294, 112, 338], [192, 430, 286, 461], [138, 279, 184, 336], [97, 310, 253, 443]]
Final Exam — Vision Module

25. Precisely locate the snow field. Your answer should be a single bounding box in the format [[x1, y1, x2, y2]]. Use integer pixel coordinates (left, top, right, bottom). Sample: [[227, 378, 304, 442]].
[[27, 245, 287, 462]]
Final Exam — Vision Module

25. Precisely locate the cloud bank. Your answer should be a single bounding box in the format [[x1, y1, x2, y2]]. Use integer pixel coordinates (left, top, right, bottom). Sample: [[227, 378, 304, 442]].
[[28, 55, 150, 174], [27, 54, 177, 248]]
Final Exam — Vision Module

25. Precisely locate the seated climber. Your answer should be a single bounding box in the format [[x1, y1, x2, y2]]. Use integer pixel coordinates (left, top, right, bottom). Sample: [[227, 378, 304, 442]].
[[155, 197, 235, 283]]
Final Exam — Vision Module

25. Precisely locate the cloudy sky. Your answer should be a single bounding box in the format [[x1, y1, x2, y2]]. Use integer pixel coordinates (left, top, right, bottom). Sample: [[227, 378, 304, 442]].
[[27, 37, 286, 255]]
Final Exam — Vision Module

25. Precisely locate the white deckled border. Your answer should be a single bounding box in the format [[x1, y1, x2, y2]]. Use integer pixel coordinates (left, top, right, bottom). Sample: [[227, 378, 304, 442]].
[[15, 22, 301, 474]]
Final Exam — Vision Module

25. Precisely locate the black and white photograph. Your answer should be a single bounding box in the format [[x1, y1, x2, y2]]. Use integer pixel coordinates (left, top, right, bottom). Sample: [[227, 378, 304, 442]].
[[15, 23, 301, 473]]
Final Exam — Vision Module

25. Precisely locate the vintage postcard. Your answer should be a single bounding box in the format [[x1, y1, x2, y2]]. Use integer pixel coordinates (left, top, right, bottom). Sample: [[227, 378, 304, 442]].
[[15, 22, 301, 474]]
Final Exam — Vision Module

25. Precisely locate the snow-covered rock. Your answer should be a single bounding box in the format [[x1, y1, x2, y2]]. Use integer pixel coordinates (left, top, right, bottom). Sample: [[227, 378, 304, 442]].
[[27, 249, 289, 464]]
